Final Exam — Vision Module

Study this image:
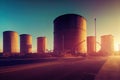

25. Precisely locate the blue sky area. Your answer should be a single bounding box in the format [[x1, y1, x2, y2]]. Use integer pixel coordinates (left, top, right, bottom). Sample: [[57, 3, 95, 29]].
[[0, 0, 120, 52]]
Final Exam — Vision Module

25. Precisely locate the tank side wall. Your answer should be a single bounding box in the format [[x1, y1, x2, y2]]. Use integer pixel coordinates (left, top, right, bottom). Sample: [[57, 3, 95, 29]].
[[87, 36, 96, 54], [37, 37, 46, 53], [101, 35, 114, 55], [20, 35, 32, 54], [54, 14, 87, 54], [3, 31, 19, 55]]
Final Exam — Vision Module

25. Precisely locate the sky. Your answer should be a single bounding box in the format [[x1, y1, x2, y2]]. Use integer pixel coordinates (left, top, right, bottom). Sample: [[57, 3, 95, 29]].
[[0, 0, 120, 52]]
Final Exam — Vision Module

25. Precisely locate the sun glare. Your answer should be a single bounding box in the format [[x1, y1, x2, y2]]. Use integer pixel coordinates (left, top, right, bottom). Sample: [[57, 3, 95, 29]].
[[114, 43, 119, 51]]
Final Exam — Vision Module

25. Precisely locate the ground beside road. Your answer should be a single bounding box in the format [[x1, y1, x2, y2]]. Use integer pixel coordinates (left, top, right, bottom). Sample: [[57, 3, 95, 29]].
[[95, 56, 120, 80]]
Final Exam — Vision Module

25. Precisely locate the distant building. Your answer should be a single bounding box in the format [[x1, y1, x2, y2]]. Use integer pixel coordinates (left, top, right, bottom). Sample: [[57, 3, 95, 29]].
[[37, 37, 47, 53], [20, 34, 32, 54], [87, 36, 96, 55], [101, 35, 114, 56], [3, 31, 19, 56]]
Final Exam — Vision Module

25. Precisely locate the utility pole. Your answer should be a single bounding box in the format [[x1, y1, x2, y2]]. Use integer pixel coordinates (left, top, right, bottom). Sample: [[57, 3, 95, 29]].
[[94, 18, 96, 53]]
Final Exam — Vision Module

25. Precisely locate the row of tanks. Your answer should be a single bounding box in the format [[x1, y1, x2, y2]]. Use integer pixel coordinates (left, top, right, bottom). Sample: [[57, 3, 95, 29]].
[[54, 14, 114, 56], [2, 14, 114, 56], [87, 35, 114, 56], [3, 31, 47, 56]]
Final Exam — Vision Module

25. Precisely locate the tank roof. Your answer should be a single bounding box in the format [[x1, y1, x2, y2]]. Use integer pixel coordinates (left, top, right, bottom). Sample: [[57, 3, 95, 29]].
[[87, 36, 96, 38], [3, 31, 17, 33], [20, 34, 31, 36], [37, 37, 46, 39], [101, 34, 113, 37], [54, 14, 86, 23]]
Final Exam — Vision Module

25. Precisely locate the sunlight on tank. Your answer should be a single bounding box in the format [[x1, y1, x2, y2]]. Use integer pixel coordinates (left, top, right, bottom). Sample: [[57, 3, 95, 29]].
[[37, 37, 47, 53], [3, 31, 19, 56], [87, 36, 96, 55], [101, 35, 114, 55]]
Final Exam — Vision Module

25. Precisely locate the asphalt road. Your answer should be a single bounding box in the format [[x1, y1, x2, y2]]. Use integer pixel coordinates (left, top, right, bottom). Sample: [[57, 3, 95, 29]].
[[0, 57, 107, 80]]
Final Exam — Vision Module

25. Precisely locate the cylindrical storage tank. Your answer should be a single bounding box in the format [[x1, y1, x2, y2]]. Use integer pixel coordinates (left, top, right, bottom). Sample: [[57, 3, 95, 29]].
[[3, 31, 19, 55], [54, 14, 87, 54], [37, 37, 47, 53], [20, 34, 32, 54], [101, 35, 114, 56], [87, 36, 96, 55]]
